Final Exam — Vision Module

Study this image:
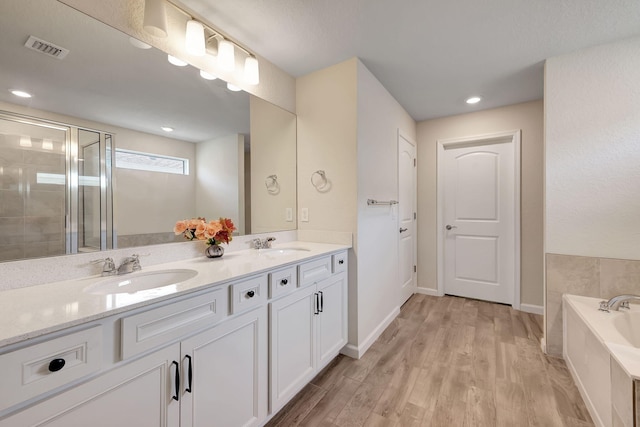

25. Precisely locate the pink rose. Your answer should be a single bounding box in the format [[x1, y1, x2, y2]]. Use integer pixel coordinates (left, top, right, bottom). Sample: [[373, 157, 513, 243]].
[[173, 220, 188, 235]]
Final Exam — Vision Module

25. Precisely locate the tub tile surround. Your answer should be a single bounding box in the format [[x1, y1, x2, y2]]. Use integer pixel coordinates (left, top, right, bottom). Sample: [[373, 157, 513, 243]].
[[546, 253, 640, 356]]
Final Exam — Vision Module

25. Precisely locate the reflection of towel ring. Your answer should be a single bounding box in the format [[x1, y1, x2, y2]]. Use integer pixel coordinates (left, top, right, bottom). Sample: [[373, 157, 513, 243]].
[[265, 174, 280, 194], [311, 170, 329, 191]]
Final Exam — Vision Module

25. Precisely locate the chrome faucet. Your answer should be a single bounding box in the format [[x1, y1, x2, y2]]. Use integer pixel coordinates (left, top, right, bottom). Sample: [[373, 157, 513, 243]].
[[92, 257, 117, 276], [599, 294, 640, 312], [252, 237, 276, 249], [117, 254, 141, 275]]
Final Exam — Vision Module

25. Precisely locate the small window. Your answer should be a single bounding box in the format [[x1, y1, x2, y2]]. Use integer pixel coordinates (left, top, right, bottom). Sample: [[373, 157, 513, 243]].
[[115, 149, 189, 175]]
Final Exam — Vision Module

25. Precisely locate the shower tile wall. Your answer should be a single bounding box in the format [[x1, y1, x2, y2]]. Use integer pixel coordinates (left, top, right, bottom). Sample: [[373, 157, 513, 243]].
[[0, 134, 66, 261], [546, 253, 640, 355]]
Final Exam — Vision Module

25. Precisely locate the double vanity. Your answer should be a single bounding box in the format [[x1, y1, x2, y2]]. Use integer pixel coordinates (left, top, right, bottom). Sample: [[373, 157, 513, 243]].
[[0, 242, 349, 426]]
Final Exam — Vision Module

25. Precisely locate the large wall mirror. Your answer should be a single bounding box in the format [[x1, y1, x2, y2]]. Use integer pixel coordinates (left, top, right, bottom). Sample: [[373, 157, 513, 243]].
[[0, 0, 297, 262]]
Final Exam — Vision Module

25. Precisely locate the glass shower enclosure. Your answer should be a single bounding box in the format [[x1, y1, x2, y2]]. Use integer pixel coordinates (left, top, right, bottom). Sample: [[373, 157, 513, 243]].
[[0, 111, 114, 261]]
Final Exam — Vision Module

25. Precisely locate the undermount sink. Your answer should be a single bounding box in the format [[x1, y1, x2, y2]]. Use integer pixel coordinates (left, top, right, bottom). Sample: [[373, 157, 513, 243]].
[[257, 247, 311, 257], [84, 269, 198, 295]]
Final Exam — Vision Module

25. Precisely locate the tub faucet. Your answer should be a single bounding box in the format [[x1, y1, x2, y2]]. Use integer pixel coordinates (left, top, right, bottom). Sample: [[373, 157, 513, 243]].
[[599, 294, 640, 312]]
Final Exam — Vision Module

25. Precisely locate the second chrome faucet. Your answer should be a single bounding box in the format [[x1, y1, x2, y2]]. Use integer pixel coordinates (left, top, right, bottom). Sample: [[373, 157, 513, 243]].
[[93, 254, 141, 276]]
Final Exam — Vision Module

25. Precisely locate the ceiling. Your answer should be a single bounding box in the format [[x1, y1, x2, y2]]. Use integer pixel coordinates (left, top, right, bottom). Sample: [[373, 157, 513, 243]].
[[178, 0, 640, 121]]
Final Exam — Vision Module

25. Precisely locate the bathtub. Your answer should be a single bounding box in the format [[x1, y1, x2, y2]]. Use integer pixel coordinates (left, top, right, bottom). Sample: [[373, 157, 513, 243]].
[[563, 294, 640, 427]]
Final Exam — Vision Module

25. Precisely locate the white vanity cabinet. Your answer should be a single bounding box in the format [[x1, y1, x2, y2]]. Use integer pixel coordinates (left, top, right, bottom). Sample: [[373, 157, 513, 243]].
[[269, 253, 348, 413], [0, 343, 181, 427], [0, 247, 349, 426]]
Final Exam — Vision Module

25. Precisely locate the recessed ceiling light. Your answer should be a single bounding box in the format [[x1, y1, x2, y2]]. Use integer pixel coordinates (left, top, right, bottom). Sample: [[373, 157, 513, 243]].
[[11, 90, 32, 98], [227, 83, 242, 92], [129, 37, 152, 49], [200, 70, 217, 80], [161, 126, 174, 132], [167, 55, 188, 67], [466, 96, 482, 104]]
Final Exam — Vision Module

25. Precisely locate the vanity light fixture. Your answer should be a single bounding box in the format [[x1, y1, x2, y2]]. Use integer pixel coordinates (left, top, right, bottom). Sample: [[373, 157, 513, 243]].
[[244, 56, 260, 85], [185, 20, 206, 56], [200, 70, 217, 80], [142, 0, 260, 84], [10, 90, 32, 98], [161, 126, 174, 132], [466, 96, 482, 104], [167, 55, 188, 66], [218, 39, 235, 71], [227, 83, 242, 92], [143, 0, 168, 38]]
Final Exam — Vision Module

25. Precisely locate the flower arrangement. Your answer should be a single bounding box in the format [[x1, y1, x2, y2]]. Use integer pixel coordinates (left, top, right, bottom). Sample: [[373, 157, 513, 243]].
[[173, 217, 236, 246]]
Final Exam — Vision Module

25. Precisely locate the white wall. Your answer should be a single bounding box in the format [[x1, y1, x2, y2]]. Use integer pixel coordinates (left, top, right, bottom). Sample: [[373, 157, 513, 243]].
[[356, 61, 416, 346], [250, 96, 297, 234], [195, 134, 245, 233], [417, 100, 544, 306], [297, 58, 416, 356], [545, 35, 640, 260]]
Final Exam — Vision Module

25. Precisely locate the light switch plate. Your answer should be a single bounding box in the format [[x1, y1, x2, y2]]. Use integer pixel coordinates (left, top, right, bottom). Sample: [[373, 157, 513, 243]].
[[285, 207, 293, 222], [301, 207, 309, 222]]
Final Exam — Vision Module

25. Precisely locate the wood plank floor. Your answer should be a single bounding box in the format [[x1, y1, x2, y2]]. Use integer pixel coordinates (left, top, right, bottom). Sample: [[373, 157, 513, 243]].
[[266, 294, 593, 427]]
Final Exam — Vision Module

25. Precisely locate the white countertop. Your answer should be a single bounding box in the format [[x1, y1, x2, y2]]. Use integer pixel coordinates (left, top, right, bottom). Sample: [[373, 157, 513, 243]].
[[0, 241, 349, 348], [563, 294, 640, 380]]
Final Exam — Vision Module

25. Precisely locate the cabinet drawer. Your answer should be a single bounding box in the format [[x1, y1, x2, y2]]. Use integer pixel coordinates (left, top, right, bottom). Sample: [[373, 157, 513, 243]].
[[121, 287, 226, 359], [230, 275, 267, 314], [0, 325, 102, 413], [298, 256, 332, 288], [269, 266, 297, 299], [332, 251, 348, 274]]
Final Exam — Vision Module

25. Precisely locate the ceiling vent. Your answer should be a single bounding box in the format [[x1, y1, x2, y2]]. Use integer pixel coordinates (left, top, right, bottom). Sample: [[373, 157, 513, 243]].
[[24, 35, 69, 60]]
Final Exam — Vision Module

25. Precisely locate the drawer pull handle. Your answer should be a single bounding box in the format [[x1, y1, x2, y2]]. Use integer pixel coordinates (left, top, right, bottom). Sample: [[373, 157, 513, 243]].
[[280, 279, 288, 286], [48, 358, 66, 372], [172, 361, 180, 401], [185, 355, 193, 393], [246, 290, 255, 298], [338, 259, 344, 265], [319, 291, 324, 312], [314, 293, 320, 315]]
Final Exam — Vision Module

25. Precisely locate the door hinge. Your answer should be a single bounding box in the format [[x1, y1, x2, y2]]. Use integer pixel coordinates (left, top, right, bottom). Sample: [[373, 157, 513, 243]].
[[414, 265, 417, 273], [413, 158, 416, 167]]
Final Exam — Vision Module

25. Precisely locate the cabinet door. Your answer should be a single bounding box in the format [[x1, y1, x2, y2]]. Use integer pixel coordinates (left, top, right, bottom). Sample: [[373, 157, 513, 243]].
[[0, 344, 180, 427], [180, 306, 267, 427], [317, 273, 348, 369], [269, 285, 317, 413]]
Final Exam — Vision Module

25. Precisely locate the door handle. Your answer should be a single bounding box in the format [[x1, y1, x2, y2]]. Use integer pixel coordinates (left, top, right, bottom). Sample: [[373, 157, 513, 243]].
[[399, 227, 408, 233], [446, 225, 457, 230], [171, 361, 180, 401], [184, 355, 192, 393]]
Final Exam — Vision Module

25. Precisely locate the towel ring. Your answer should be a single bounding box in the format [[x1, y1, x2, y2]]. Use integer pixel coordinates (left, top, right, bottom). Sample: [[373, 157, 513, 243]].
[[311, 170, 328, 191], [265, 174, 279, 194]]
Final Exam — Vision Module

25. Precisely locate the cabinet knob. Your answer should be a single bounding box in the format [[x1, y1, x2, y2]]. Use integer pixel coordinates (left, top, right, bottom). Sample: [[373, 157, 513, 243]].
[[338, 259, 344, 265], [48, 358, 66, 372], [246, 290, 255, 298], [280, 279, 288, 286]]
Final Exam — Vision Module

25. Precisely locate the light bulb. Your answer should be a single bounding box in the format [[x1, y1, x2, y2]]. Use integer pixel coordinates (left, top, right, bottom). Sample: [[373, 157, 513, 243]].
[[466, 96, 482, 104], [244, 56, 259, 85], [11, 90, 32, 98], [218, 39, 235, 71], [185, 20, 205, 56], [143, 0, 168, 38], [20, 135, 32, 147], [161, 126, 174, 132], [168, 55, 188, 67], [200, 70, 217, 80], [227, 83, 242, 92]]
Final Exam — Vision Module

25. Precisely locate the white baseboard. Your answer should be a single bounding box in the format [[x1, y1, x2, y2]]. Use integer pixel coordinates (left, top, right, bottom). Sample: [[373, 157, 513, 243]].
[[415, 287, 439, 297], [519, 303, 544, 315], [340, 307, 400, 359]]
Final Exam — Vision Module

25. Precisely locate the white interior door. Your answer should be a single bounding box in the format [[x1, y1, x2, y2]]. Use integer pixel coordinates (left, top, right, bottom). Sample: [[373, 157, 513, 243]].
[[398, 133, 417, 305], [441, 135, 518, 305]]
